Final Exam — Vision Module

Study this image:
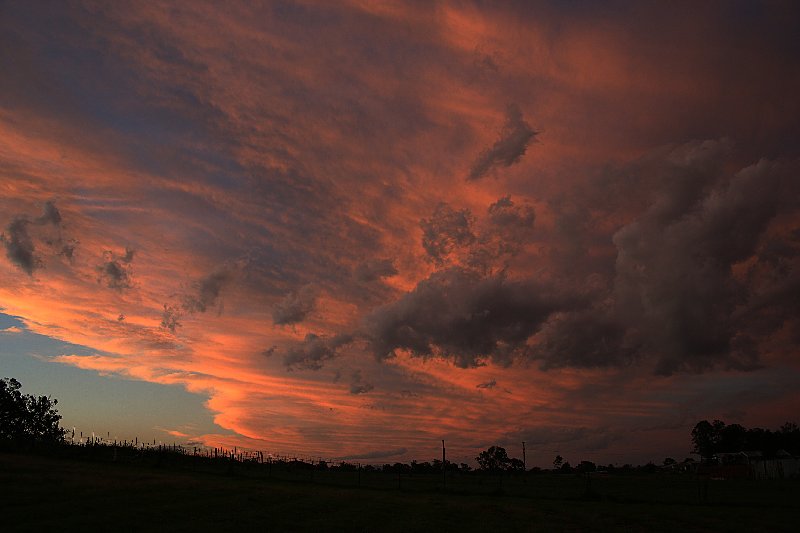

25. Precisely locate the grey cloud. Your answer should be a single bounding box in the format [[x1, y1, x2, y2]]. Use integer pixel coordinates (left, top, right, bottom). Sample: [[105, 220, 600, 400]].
[[284, 333, 353, 370], [354, 259, 398, 282], [97, 248, 134, 290], [349, 369, 374, 395], [160, 304, 181, 333], [487, 196, 535, 230], [611, 156, 796, 374], [59, 239, 78, 260], [468, 104, 537, 181], [183, 269, 231, 313], [1, 218, 37, 274], [420, 203, 475, 265], [272, 284, 318, 326], [476, 379, 497, 389], [534, 310, 640, 370], [1, 201, 70, 275], [37, 200, 62, 226], [364, 268, 573, 368], [467, 196, 536, 272]]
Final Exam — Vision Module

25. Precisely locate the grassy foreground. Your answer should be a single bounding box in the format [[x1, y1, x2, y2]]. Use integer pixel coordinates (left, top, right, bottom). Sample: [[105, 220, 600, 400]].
[[2, 452, 798, 532]]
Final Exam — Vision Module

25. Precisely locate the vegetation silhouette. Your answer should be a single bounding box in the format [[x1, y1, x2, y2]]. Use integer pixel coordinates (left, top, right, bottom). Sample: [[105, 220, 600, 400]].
[[0, 377, 65, 446], [691, 419, 800, 461], [2, 375, 799, 530]]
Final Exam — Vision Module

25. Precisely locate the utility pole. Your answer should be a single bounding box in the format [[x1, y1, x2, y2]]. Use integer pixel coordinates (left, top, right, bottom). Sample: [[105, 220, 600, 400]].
[[522, 441, 526, 471], [522, 441, 527, 484], [442, 439, 446, 490]]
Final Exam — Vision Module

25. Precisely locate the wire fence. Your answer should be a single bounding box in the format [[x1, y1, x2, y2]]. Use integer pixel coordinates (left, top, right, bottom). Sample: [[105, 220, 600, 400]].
[[18, 439, 797, 509]]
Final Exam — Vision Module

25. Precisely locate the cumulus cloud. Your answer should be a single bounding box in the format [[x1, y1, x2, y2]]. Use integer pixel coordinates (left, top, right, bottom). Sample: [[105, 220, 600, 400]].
[[467, 103, 537, 181], [364, 268, 573, 367], [272, 284, 318, 326], [284, 333, 354, 370], [420, 203, 475, 265], [612, 157, 795, 374], [97, 247, 135, 290], [349, 369, 374, 394], [354, 259, 398, 282]]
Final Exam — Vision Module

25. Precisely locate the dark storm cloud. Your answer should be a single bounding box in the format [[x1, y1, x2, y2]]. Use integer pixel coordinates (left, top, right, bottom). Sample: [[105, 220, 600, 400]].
[[534, 310, 640, 370], [183, 269, 231, 313], [349, 369, 374, 395], [420, 203, 475, 265], [354, 259, 398, 283], [487, 196, 535, 230], [467, 104, 537, 181], [364, 268, 573, 368], [283, 333, 354, 370], [272, 285, 318, 326], [97, 248, 135, 290], [466, 196, 537, 272], [611, 156, 796, 374]]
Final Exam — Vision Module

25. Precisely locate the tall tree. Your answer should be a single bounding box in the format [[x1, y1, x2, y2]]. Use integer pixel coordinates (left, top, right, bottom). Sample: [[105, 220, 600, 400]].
[[0, 378, 65, 444]]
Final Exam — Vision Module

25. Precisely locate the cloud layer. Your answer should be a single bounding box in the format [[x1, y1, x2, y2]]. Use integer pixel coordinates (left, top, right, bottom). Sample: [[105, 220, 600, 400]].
[[1, 1, 798, 465]]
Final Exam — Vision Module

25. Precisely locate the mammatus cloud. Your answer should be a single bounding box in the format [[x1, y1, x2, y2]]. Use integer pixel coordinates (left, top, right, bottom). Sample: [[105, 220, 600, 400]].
[[97, 248, 135, 290], [467, 104, 537, 181], [1, 201, 69, 275], [349, 369, 374, 395], [272, 285, 318, 326], [283, 333, 354, 370], [354, 259, 398, 282]]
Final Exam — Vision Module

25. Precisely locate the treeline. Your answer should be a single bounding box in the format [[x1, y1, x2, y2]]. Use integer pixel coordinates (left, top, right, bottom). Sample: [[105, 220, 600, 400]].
[[691, 419, 800, 459]]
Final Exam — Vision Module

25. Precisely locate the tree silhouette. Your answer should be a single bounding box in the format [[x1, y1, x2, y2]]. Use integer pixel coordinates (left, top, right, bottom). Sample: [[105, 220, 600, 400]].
[[476, 446, 510, 471], [0, 377, 65, 444]]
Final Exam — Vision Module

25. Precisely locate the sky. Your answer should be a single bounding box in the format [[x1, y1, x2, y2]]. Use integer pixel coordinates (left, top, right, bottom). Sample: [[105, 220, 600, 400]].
[[1, 0, 799, 467]]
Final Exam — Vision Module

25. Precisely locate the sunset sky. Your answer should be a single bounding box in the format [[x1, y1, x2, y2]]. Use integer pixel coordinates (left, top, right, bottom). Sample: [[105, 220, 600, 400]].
[[2, 1, 799, 467]]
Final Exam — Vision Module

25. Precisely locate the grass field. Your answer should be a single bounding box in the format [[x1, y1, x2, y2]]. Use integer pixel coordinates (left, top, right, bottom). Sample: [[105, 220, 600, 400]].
[[2, 451, 798, 532]]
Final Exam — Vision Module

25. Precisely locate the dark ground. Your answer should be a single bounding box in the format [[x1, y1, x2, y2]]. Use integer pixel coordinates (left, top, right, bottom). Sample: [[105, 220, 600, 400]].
[[1, 451, 798, 532]]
